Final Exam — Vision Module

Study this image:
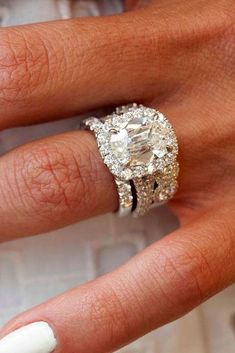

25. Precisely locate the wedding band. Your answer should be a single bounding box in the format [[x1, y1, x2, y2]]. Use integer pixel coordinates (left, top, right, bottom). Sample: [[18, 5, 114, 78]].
[[84, 104, 179, 217]]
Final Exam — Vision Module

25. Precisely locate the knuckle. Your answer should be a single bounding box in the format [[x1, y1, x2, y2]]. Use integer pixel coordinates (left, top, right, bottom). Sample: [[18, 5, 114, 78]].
[[24, 148, 76, 210], [0, 27, 56, 105], [12, 141, 99, 219]]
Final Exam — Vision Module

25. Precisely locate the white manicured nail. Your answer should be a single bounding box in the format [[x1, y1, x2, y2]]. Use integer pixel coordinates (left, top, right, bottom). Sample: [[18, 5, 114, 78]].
[[0, 321, 57, 353]]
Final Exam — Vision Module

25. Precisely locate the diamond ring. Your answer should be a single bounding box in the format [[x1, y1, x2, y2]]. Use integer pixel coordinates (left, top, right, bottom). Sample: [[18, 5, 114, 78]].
[[84, 104, 179, 217]]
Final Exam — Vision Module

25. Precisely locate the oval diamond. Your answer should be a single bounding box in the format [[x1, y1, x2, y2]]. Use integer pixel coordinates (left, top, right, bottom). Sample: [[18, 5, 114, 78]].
[[109, 112, 174, 176]]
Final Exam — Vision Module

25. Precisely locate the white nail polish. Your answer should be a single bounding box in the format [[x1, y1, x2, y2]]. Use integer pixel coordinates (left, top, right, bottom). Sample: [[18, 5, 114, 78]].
[[0, 321, 57, 353]]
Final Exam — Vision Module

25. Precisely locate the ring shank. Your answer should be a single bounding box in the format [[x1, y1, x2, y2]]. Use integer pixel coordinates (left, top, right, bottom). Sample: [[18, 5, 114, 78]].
[[115, 178, 133, 216], [114, 161, 179, 217]]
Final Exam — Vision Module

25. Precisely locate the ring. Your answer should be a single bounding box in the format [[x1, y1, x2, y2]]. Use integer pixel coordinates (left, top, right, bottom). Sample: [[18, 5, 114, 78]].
[[84, 104, 179, 217]]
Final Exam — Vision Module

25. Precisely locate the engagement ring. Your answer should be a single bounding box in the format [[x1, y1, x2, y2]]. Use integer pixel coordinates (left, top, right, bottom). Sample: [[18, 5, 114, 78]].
[[84, 104, 179, 216]]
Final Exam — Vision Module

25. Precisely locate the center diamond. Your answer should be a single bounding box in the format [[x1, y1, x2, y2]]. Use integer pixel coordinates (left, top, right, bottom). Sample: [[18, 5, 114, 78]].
[[110, 116, 169, 170]]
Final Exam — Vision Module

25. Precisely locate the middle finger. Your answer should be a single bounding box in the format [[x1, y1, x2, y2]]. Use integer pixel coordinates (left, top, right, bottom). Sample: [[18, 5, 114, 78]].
[[0, 13, 167, 130]]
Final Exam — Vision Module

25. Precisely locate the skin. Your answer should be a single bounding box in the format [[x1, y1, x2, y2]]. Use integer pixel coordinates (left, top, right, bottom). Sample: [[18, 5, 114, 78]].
[[0, 0, 234, 352]]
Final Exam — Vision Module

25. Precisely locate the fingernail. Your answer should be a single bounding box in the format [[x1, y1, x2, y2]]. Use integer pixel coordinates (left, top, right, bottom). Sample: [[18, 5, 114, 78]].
[[0, 321, 57, 353]]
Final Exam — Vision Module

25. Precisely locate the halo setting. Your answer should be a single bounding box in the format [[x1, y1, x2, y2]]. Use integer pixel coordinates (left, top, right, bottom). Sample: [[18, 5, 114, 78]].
[[86, 104, 178, 180], [84, 104, 179, 216]]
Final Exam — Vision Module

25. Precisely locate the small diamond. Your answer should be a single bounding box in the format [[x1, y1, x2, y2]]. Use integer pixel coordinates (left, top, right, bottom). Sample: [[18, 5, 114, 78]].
[[97, 132, 108, 145], [111, 164, 122, 175], [104, 155, 113, 165], [122, 169, 132, 179], [99, 144, 109, 155], [157, 112, 165, 123], [148, 164, 155, 174], [84, 117, 102, 131]]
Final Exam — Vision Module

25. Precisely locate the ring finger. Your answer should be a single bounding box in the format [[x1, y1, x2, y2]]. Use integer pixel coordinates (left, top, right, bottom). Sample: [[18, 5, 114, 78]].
[[0, 7, 183, 240], [0, 129, 118, 240]]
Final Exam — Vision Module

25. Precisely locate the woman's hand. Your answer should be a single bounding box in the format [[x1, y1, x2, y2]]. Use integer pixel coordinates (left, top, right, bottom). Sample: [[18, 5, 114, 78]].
[[0, 0, 234, 352]]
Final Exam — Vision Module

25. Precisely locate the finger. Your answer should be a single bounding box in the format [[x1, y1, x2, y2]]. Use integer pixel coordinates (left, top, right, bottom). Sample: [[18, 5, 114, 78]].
[[125, 0, 152, 10], [1, 208, 234, 353], [0, 130, 118, 241], [0, 11, 169, 129], [0, 96, 221, 242], [125, 0, 140, 10]]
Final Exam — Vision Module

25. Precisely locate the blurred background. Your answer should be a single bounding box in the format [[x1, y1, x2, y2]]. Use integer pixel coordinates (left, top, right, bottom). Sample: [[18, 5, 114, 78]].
[[0, 1, 234, 352]]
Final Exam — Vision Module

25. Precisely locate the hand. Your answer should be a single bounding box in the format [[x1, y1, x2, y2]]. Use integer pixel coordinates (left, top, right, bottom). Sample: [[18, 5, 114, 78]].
[[0, 0, 234, 352]]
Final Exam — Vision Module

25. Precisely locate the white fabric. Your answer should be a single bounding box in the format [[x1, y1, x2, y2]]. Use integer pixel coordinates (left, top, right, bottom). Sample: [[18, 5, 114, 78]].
[[0, 1, 234, 353]]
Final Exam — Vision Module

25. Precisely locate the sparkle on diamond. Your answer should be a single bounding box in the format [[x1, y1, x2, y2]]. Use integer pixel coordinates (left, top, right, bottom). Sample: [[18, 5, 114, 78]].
[[110, 115, 171, 170]]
